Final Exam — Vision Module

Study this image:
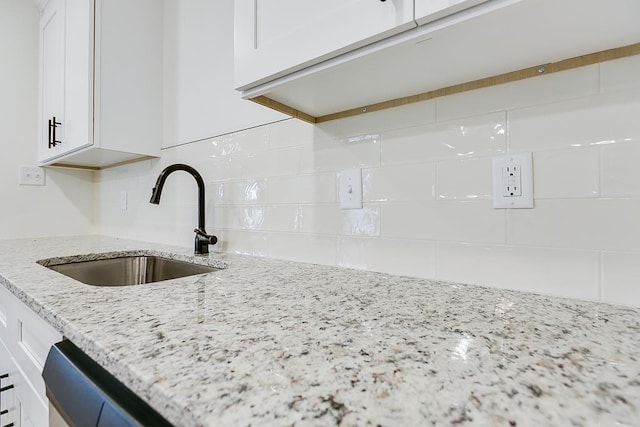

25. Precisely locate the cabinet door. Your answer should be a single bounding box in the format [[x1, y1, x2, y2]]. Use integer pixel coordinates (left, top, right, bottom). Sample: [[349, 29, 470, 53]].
[[414, 0, 489, 25], [235, 0, 416, 90], [61, 0, 93, 155], [0, 344, 47, 427], [39, 0, 94, 164], [39, 0, 65, 161], [17, 379, 48, 427], [0, 341, 20, 427]]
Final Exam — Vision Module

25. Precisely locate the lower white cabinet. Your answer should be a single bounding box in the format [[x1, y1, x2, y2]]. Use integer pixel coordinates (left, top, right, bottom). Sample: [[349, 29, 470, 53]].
[[0, 341, 20, 426], [0, 284, 62, 427]]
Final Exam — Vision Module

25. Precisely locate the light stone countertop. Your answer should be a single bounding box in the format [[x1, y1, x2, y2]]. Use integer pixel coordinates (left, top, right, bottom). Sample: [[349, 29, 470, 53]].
[[0, 235, 639, 426]]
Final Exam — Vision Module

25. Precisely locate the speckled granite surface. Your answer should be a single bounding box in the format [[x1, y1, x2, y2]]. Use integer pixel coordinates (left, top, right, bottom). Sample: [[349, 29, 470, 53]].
[[0, 236, 639, 426]]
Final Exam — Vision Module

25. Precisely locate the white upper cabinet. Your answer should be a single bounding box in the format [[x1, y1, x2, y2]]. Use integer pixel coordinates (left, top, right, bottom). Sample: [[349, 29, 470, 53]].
[[39, 0, 66, 161], [234, 0, 640, 121], [414, 0, 488, 25], [39, 0, 93, 162], [38, 0, 163, 169], [234, 0, 416, 90]]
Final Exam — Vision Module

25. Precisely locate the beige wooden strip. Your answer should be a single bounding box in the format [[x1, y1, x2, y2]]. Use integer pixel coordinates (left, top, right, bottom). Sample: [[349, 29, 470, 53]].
[[316, 43, 640, 122], [249, 43, 640, 124], [250, 96, 318, 123]]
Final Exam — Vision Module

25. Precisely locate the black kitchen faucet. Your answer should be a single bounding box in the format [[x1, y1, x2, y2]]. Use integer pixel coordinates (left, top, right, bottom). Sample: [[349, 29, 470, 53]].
[[149, 164, 217, 255]]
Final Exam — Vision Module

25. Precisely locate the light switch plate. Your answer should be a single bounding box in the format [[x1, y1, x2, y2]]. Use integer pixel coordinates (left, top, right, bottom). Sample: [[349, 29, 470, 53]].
[[19, 166, 45, 186], [492, 153, 533, 208], [339, 168, 363, 209]]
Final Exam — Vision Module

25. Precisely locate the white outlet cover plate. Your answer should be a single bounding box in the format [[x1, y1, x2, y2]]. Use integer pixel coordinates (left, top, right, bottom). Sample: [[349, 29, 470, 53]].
[[339, 168, 363, 209], [19, 166, 45, 186], [492, 152, 534, 209]]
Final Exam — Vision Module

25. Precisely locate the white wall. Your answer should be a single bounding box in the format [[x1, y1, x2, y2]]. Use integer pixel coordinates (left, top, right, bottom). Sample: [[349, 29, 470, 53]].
[[0, 0, 94, 239], [94, 1, 640, 307]]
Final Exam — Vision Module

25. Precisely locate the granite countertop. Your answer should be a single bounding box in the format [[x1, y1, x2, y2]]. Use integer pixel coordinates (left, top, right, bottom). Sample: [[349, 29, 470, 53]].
[[0, 236, 639, 426]]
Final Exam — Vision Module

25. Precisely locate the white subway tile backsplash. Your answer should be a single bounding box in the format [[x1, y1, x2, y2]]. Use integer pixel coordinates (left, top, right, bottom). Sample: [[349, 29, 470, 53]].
[[336, 99, 436, 137], [208, 133, 241, 157], [338, 237, 437, 278], [218, 206, 266, 230], [296, 204, 381, 236], [298, 205, 340, 235], [210, 206, 224, 230], [436, 157, 492, 200], [382, 200, 505, 243], [269, 174, 336, 204], [218, 230, 268, 256], [269, 119, 336, 149], [508, 199, 640, 251], [268, 233, 337, 265], [196, 157, 243, 182], [209, 126, 269, 157], [340, 205, 381, 237], [263, 206, 300, 232], [97, 57, 640, 307], [600, 55, 640, 93], [509, 89, 640, 152], [438, 243, 600, 300], [437, 65, 599, 121], [363, 163, 435, 202], [532, 148, 600, 199], [213, 179, 269, 205], [214, 206, 244, 230], [299, 134, 380, 173], [601, 252, 640, 307], [601, 142, 640, 197], [382, 113, 506, 164], [240, 147, 301, 179], [267, 119, 314, 149]]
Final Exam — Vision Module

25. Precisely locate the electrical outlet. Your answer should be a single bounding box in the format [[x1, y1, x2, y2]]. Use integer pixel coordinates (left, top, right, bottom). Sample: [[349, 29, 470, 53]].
[[492, 153, 533, 208], [339, 168, 363, 209], [19, 166, 45, 186], [502, 164, 522, 197]]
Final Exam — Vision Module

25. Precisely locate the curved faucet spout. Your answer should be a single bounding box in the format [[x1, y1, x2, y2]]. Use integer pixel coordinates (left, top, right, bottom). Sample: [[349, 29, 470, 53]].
[[149, 164, 216, 254]]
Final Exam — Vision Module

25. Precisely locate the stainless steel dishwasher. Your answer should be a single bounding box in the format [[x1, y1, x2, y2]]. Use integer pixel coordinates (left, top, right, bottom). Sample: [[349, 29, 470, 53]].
[[43, 341, 173, 427]]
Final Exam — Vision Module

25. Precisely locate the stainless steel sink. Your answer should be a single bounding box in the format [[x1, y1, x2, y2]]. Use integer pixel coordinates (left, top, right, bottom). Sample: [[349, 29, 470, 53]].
[[44, 256, 220, 286]]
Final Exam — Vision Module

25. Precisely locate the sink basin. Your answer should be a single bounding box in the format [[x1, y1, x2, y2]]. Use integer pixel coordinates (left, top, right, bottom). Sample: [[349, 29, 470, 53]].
[[43, 255, 220, 286]]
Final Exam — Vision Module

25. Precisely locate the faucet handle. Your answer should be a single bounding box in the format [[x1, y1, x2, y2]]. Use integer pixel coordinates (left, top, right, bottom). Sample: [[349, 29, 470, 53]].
[[194, 228, 218, 245]]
